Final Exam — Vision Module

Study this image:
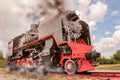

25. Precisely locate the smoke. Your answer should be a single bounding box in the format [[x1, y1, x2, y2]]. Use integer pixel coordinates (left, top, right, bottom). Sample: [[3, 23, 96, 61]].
[[16, 0, 64, 22], [0, 0, 63, 57]]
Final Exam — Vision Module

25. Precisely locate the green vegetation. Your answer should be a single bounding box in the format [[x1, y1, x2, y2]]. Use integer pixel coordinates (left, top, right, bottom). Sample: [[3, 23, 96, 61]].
[[113, 50, 120, 61], [0, 50, 5, 68], [0, 50, 4, 60], [98, 50, 120, 64]]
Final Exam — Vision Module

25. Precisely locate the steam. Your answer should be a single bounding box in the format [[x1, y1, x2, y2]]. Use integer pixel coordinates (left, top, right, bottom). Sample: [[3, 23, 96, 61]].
[[18, 0, 64, 23], [0, 0, 63, 57]]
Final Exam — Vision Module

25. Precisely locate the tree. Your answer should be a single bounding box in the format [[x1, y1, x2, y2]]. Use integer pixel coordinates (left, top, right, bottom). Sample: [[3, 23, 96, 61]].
[[113, 50, 120, 61], [0, 50, 4, 60], [98, 56, 118, 64]]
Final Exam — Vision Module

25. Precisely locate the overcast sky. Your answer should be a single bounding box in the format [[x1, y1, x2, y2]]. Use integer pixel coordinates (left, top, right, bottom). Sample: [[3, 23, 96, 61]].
[[0, 0, 120, 58]]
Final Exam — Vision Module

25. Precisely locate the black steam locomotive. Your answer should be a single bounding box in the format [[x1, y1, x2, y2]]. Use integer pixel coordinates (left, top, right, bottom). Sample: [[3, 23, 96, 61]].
[[6, 10, 100, 74]]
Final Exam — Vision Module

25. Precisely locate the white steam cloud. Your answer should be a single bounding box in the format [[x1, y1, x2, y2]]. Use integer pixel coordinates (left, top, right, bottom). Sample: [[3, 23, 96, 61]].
[[0, 0, 63, 56]]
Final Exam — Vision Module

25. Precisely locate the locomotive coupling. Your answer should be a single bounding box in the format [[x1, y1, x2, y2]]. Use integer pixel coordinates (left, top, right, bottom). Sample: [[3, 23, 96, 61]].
[[85, 50, 101, 60]]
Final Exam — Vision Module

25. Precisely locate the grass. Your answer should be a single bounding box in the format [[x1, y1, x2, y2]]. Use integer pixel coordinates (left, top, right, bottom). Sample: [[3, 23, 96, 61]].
[[95, 64, 120, 70], [0, 60, 5, 68]]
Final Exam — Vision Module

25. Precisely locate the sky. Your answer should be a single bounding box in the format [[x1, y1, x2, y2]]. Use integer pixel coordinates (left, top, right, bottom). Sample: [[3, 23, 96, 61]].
[[0, 0, 120, 58]]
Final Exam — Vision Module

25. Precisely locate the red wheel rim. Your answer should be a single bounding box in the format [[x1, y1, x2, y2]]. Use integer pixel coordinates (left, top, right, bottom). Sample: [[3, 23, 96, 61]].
[[64, 60, 77, 74]]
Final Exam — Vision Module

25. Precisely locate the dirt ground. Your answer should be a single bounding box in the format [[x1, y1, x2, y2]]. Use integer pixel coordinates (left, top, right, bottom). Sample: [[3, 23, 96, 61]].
[[0, 68, 40, 80], [95, 64, 120, 70], [0, 68, 77, 80], [1, 64, 120, 80], [0, 68, 92, 80]]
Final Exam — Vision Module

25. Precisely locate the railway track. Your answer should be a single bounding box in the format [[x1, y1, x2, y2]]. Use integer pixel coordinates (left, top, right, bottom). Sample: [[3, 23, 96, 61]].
[[47, 70, 120, 80]]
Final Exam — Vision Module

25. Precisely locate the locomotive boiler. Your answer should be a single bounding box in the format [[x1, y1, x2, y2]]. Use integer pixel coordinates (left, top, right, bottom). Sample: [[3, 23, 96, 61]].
[[6, 10, 100, 74]]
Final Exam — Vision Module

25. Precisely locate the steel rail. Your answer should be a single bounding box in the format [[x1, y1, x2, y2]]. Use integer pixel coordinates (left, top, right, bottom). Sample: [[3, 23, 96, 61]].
[[47, 71, 120, 80]]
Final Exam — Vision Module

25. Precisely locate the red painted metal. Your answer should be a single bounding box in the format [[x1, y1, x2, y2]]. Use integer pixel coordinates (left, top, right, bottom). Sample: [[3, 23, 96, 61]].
[[13, 33, 95, 73], [68, 42, 93, 59], [16, 58, 35, 67], [16, 60, 21, 66], [78, 60, 94, 72], [60, 54, 71, 67], [25, 58, 35, 66], [60, 42, 94, 73], [64, 59, 77, 74], [21, 59, 25, 66]]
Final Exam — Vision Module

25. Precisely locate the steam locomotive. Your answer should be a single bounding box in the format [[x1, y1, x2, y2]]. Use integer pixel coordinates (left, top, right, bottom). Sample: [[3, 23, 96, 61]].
[[6, 10, 100, 74]]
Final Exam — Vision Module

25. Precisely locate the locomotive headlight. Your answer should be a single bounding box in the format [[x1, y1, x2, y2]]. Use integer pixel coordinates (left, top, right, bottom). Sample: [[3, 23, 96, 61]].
[[75, 10, 80, 16]]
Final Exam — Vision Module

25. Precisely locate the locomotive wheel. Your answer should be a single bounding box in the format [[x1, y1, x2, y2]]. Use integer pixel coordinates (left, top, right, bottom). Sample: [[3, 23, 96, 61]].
[[64, 60, 77, 74], [51, 55, 60, 66]]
